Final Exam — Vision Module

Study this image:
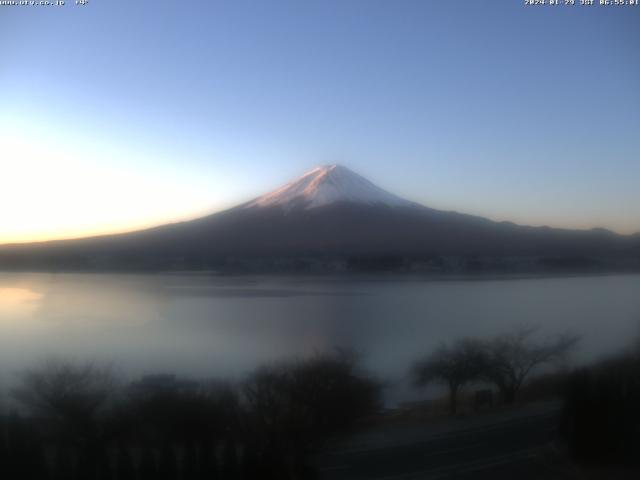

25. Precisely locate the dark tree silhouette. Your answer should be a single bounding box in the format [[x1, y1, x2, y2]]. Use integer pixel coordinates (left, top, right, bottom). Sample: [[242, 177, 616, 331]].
[[243, 350, 381, 476], [183, 441, 199, 480], [483, 327, 579, 404], [412, 338, 487, 415], [3, 415, 48, 480], [10, 360, 116, 480], [245, 351, 380, 444], [125, 375, 237, 446], [198, 441, 218, 480], [1, 353, 380, 479], [12, 360, 115, 443], [241, 441, 262, 479], [115, 445, 135, 480], [0, 425, 7, 476], [52, 446, 75, 480], [561, 346, 640, 465], [222, 435, 239, 480], [139, 446, 158, 480], [158, 442, 178, 480]]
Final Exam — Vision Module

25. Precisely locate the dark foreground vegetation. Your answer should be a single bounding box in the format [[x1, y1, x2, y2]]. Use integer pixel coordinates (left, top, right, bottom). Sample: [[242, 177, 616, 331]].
[[0, 352, 380, 480], [560, 344, 640, 468], [3, 328, 640, 478]]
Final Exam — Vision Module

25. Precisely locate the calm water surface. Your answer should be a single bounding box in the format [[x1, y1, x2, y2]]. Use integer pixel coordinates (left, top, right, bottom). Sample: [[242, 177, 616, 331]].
[[1, 272, 639, 405]]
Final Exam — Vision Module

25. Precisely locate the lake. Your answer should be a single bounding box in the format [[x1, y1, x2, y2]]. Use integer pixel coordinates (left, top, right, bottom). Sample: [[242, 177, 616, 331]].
[[1, 272, 639, 406]]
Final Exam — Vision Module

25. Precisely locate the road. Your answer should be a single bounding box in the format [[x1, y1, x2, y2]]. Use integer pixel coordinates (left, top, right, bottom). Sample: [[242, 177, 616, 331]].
[[315, 402, 568, 480]]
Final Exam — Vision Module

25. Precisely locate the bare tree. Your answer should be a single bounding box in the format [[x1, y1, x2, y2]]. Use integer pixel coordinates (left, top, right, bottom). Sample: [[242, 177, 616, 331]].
[[483, 327, 579, 404], [243, 350, 381, 475], [124, 374, 238, 447], [412, 338, 487, 415], [11, 360, 116, 441]]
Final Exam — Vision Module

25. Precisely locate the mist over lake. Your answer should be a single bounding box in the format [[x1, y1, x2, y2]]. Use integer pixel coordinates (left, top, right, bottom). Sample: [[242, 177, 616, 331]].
[[1, 272, 638, 406]]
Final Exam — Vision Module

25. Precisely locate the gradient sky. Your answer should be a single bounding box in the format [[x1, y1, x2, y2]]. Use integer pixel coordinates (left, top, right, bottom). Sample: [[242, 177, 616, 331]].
[[1, 0, 639, 243]]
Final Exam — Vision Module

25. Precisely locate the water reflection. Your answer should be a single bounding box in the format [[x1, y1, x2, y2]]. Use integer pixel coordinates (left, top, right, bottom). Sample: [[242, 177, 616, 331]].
[[0, 287, 42, 323], [0, 273, 639, 405]]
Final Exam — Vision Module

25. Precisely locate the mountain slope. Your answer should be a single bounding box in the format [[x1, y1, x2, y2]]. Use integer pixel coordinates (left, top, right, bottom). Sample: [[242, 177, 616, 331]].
[[0, 165, 638, 272]]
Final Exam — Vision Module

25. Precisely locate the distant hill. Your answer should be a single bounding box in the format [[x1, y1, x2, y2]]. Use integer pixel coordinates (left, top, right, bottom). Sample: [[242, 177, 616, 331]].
[[1, 165, 639, 273]]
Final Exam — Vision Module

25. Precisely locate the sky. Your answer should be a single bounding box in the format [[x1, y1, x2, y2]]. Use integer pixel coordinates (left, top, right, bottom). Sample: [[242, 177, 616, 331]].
[[1, 0, 639, 243]]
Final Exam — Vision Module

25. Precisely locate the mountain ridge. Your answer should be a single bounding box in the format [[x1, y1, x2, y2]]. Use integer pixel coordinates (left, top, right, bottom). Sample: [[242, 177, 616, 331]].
[[0, 165, 639, 273]]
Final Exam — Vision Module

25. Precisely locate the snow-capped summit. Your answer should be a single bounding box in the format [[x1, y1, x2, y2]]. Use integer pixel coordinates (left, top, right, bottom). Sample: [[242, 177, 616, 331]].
[[244, 164, 414, 211]]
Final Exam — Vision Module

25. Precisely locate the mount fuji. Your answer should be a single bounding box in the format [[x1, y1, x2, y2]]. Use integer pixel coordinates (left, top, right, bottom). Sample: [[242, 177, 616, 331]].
[[1, 165, 638, 273], [243, 164, 415, 211]]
